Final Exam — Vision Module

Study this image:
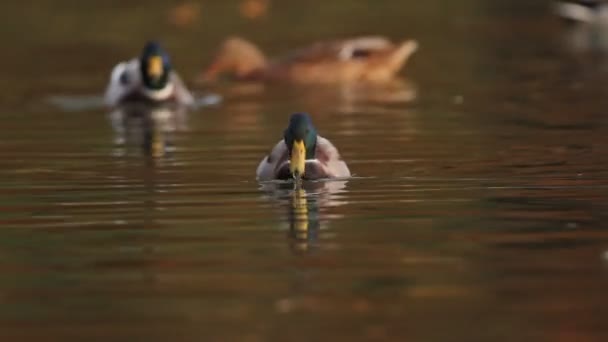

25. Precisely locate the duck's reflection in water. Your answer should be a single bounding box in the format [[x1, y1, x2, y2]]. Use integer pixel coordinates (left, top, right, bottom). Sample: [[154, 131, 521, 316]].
[[335, 78, 417, 111], [204, 76, 416, 117], [260, 180, 348, 254], [288, 188, 322, 253], [292, 78, 417, 109], [108, 103, 189, 158]]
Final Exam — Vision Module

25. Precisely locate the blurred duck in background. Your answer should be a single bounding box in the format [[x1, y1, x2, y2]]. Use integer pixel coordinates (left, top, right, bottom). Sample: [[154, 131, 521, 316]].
[[105, 41, 194, 108], [199, 36, 418, 84], [555, 0, 608, 55], [555, 0, 608, 23], [256, 112, 350, 181]]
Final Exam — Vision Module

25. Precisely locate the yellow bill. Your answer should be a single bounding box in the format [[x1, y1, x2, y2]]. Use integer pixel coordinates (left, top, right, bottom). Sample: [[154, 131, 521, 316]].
[[289, 139, 306, 179], [148, 56, 164, 79]]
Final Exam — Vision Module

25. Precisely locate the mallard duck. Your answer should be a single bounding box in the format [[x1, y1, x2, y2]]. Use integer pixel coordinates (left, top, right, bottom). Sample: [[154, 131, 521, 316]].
[[200, 36, 418, 84], [555, 0, 608, 23], [104, 41, 194, 108], [256, 112, 351, 181]]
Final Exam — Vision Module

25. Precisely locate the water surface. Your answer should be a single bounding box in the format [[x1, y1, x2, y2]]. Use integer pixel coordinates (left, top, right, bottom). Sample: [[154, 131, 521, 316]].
[[2, 0, 608, 341]]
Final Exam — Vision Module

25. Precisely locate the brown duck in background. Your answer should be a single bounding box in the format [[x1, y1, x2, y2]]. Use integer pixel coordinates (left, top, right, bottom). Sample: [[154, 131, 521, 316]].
[[199, 36, 418, 84]]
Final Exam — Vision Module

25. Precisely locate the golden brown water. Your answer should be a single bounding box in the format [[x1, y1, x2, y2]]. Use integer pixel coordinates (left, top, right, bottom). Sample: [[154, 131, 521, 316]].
[[2, 0, 608, 341]]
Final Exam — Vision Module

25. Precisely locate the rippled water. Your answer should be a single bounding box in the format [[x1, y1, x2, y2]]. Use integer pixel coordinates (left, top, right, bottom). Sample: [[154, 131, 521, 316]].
[[2, 0, 608, 341]]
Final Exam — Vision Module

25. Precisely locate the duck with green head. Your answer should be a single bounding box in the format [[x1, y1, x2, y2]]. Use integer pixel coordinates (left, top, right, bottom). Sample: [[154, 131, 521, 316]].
[[256, 113, 351, 181], [104, 41, 194, 108]]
